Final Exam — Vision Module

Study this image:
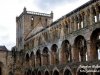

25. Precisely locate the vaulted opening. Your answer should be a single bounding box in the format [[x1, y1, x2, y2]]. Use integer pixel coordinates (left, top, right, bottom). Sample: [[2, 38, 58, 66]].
[[90, 28, 100, 60], [74, 35, 87, 62], [36, 49, 41, 66], [43, 47, 49, 65], [45, 71, 49, 75], [64, 69, 72, 75], [53, 70, 59, 75], [61, 40, 71, 64], [51, 44, 59, 64]]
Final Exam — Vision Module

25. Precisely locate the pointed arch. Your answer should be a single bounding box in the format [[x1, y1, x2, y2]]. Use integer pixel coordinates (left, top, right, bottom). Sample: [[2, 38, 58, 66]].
[[51, 44, 59, 64], [64, 69, 72, 75], [90, 28, 100, 60], [53, 70, 59, 75], [74, 35, 87, 62], [30, 51, 35, 67], [61, 40, 71, 64], [36, 49, 41, 66], [43, 47, 49, 65]]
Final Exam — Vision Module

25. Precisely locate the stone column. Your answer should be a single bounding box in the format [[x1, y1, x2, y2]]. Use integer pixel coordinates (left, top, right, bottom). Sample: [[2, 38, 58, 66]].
[[90, 8, 94, 25], [87, 40, 91, 61], [74, 17, 77, 31], [71, 45, 79, 62]]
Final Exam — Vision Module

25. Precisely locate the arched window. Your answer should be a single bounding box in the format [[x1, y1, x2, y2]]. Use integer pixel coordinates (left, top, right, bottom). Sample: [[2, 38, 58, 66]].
[[26, 53, 29, 62], [90, 28, 100, 60], [92, 6, 97, 23], [36, 50, 41, 66], [64, 69, 72, 75], [51, 44, 58, 52], [61, 40, 71, 64], [74, 35, 87, 62], [9, 71, 13, 75], [45, 71, 49, 75], [51, 44, 59, 64], [95, 4, 100, 21], [43, 47, 49, 65], [32, 71, 35, 75], [86, 9, 90, 26], [27, 70, 31, 75], [53, 70, 59, 75], [30, 52, 35, 67], [37, 71, 41, 75]]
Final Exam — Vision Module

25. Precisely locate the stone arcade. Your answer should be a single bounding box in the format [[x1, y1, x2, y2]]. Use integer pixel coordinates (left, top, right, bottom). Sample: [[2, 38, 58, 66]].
[[14, 0, 100, 75]]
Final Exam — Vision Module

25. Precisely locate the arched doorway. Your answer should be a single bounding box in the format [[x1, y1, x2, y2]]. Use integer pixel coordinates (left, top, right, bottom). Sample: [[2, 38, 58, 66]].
[[64, 69, 72, 75], [53, 70, 59, 75], [51, 44, 58, 64], [90, 28, 100, 60], [61, 40, 71, 64], [45, 71, 49, 75], [74, 35, 87, 62]]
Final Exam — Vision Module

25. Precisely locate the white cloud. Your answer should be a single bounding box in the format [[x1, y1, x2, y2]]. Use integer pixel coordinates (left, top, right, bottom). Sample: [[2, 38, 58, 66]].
[[0, 0, 89, 50]]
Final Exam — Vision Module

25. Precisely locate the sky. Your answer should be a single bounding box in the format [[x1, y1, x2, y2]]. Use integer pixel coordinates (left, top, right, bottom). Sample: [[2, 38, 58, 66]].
[[0, 0, 90, 50]]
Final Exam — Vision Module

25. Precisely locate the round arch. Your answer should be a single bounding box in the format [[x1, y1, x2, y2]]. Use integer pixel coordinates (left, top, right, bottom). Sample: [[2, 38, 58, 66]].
[[36, 49, 41, 66], [61, 40, 71, 64], [64, 69, 72, 75], [74, 35, 87, 62], [51, 44, 59, 65], [32, 71, 35, 75], [45, 71, 49, 75], [90, 28, 100, 60], [51, 44, 58, 52], [53, 70, 59, 75], [37, 71, 41, 75], [8, 71, 13, 75], [43, 47, 49, 65], [30, 51, 35, 67], [25, 53, 30, 62]]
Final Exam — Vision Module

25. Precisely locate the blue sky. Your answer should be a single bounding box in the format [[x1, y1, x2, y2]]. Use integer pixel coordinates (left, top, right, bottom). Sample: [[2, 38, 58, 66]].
[[0, 0, 89, 50]]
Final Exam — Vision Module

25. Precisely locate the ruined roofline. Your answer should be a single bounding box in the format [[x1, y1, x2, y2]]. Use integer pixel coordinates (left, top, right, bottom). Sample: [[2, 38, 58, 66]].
[[25, 0, 98, 41], [16, 7, 53, 21], [26, 11, 52, 17], [52, 0, 99, 25]]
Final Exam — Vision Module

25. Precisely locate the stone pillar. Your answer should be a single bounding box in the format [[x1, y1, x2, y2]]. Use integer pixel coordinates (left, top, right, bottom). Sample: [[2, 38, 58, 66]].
[[87, 40, 91, 61], [74, 17, 77, 31], [41, 54, 43, 66], [71, 45, 79, 62], [87, 40, 97, 61], [83, 13, 87, 27], [90, 8, 94, 25]]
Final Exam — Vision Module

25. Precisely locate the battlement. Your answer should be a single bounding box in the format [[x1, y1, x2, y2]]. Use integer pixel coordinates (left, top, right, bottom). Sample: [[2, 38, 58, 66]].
[[27, 11, 52, 17]]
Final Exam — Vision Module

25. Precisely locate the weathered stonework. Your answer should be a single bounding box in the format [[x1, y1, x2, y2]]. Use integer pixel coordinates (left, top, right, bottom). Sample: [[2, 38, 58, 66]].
[[15, 0, 100, 75]]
